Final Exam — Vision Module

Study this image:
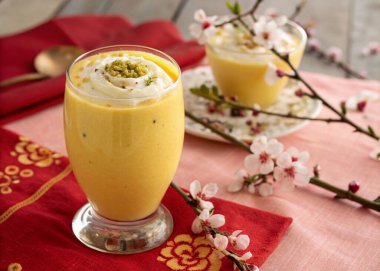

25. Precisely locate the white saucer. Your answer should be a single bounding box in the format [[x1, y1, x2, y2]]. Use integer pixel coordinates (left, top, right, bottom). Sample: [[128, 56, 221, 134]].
[[183, 66, 322, 144]]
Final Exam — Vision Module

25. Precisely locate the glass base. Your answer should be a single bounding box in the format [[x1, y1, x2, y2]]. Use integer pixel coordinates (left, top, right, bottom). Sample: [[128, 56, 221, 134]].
[[72, 203, 173, 254]]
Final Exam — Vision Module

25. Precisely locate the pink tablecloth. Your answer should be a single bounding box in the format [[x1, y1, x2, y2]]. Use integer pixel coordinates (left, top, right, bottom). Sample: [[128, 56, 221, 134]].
[[4, 71, 380, 271]]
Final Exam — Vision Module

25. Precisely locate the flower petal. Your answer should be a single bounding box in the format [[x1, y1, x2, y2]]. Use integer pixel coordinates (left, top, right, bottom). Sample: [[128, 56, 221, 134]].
[[259, 159, 274, 174], [199, 209, 210, 221], [199, 199, 214, 210], [276, 152, 292, 167], [208, 214, 225, 228], [235, 234, 250, 250], [250, 136, 267, 153], [267, 139, 284, 157], [202, 183, 218, 199], [189, 180, 201, 199], [298, 151, 310, 164], [259, 183, 273, 197], [227, 180, 244, 193], [234, 169, 248, 182], [265, 62, 280, 85], [189, 24, 202, 39], [247, 183, 256, 194], [244, 154, 260, 171], [191, 218, 203, 234], [213, 234, 228, 251], [231, 230, 242, 238], [194, 9, 207, 22], [240, 251, 253, 261], [273, 166, 284, 182]]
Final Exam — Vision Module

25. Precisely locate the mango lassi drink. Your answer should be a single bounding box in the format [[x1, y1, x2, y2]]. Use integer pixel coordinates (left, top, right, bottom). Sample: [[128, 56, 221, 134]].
[[206, 21, 307, 108], [64, 46, 184, 221]]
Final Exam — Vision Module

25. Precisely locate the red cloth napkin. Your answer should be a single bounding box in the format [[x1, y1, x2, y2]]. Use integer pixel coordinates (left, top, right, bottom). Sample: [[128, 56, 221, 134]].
[[0, 15, 205, 124], [0, 127, 292, 270]]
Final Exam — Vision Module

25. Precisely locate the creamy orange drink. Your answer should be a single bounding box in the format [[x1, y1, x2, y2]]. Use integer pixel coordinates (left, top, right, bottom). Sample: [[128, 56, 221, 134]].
[[64, 46, 184, 223], [206, 21, 306, 107]]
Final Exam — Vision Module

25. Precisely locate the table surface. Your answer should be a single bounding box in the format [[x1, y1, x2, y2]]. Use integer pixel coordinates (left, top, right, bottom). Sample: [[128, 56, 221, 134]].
[[1, 0, 380, 79], [2, 1, 380, 271]]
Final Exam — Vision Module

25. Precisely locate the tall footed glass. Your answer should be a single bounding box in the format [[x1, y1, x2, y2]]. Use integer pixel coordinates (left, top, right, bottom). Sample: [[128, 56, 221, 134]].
[[64, 45, 184, 253]]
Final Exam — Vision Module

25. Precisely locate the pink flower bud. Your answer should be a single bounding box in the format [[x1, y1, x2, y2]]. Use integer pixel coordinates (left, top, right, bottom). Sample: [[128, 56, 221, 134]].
[[295, 88, 304, 97], [202, 21, 212, 29], [208, 103, 216, 113], [356, 101, 367, 112], [308, 38, 320, 50], [276, 69, 286, 77], [313, 164, 320, 177], [348, 181, 360, 193], [326, 47, 342, 62], [230, 95, 238, 101]]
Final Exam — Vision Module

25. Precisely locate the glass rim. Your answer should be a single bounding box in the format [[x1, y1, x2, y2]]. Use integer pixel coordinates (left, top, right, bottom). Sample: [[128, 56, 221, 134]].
[[206, 20, 307, 55], [66, 44, 181, 102]]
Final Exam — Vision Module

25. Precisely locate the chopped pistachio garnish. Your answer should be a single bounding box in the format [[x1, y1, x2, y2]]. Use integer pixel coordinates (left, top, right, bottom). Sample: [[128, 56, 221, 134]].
[[105, 60, 148, 78], [145, 76, 157, 86]]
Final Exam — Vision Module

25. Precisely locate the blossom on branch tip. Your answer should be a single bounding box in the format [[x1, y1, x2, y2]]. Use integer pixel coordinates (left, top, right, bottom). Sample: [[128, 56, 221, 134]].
[[244, 136, 283, 174], [361, 41, 380, 56], [326, 46, 342, 62], [345, 90, 380, 112], [308, 38, 320, 50], [190, 180, 218, 210], [191, 209, 225, 234], [229, 230, 250, 250], [212, 234, 229, 251], [252, 16, 287, 50], [189, 9, 218, 44], [273, 152, 311, 189]]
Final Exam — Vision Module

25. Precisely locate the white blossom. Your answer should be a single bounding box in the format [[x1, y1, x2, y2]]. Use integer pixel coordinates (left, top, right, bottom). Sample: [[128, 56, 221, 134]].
[[285, 147, 310, 164], [229, 230, 250, 250], [191, 209, 225, 234], [252, 16, 286, 50], [244, 136, 283, 174], [212, 234, 229, 251], [190, 180, 218, 210], [189, 9, 218, 44], [273, 152, 311, 188]]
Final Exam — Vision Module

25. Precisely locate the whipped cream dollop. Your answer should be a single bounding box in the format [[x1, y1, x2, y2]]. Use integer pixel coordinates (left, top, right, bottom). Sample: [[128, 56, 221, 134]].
[[76, 55, 173, 99], [208, 27, 297, 62]]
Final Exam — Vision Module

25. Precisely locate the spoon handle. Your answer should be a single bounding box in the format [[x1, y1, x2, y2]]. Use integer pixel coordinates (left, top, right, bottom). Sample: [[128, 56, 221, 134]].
[[0, 73, 49, 88]]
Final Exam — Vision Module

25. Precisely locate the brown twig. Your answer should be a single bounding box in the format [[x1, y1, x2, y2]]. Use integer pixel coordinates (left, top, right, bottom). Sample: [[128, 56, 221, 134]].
[[289, 0, 308, 20]]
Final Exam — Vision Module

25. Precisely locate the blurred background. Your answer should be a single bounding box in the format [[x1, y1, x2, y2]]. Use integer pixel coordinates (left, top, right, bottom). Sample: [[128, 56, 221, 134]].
[[1, 0, 379, 79]]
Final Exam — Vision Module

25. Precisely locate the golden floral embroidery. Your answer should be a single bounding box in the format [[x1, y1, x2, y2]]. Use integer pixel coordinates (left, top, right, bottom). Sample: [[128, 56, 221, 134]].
[[7, 263, 22, 271], [10, 136, 62, 167], [0, 165, 34, 195], [157, 234, 222, 271]]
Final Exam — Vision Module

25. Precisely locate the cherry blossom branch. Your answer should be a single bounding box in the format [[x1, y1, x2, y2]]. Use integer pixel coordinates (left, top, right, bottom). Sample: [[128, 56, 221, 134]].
[[190, 85, 342, 123], [215, 0, 263, 27], [170, 181, 258, 271], [184, 111, 380, 213], [289, 0, 308, 20], [305, 41, 367, 80], [222, 0, 379, 141], [285, 0, 367, 79]]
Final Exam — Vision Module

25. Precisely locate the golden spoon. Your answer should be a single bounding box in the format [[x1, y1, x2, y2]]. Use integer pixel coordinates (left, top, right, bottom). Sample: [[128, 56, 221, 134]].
[[0, 45, 84, 88]]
